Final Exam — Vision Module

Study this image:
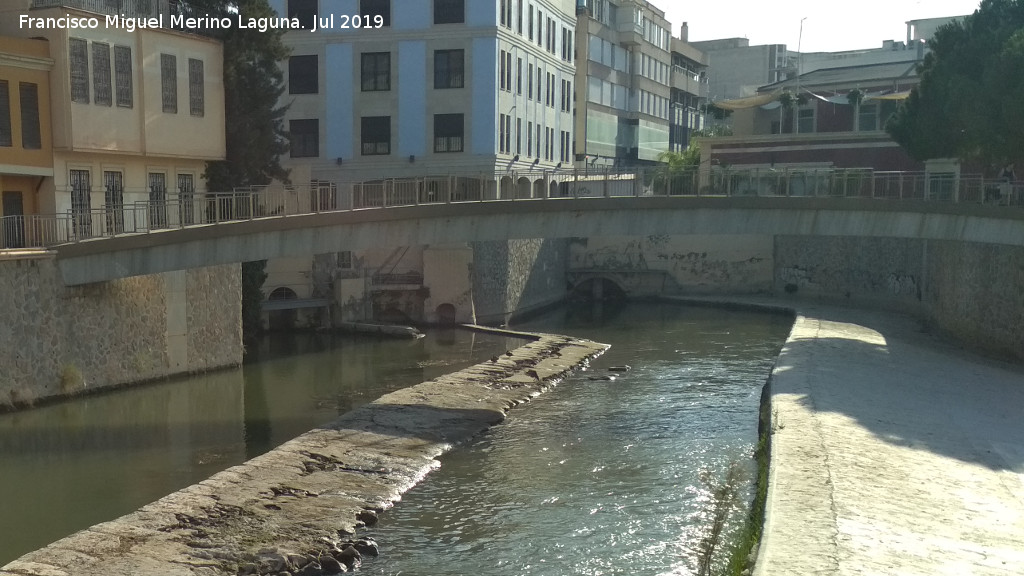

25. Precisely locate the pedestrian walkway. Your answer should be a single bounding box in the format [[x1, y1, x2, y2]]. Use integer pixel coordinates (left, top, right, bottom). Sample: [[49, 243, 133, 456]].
[[757, 303, 1024, 575]]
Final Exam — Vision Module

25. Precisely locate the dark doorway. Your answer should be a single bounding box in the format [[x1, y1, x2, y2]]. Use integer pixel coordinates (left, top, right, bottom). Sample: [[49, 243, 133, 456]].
[[436, 303, 457, 325], [267, 287, 299, 331], [2, 191, 24, 248]]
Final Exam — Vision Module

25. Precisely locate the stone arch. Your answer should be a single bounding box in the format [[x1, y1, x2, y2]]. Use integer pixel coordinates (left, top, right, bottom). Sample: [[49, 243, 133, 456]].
[[549, 180, 559, 198], [267, 287, 298, 331], [533, 179, 545, 198], [517, 177, 532, 199], [435, 303, 457, 326], [569, 275, 628, 301], [500, 176, 515, 199]]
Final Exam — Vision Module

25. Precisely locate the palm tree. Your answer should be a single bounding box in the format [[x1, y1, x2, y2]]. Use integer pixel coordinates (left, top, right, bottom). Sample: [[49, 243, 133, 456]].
[[654, 144, 701, 195]]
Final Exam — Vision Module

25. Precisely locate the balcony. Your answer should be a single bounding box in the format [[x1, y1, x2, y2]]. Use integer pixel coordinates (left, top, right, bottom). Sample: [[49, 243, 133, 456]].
[[671, 66, 709, 98]]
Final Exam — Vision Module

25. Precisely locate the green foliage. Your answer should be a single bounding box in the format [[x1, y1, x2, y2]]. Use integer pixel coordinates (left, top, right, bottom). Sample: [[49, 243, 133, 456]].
[[693, 124, 734, 138], [653, 145, 701, 195], [846, 88, 864, 107], [241, 260, 268, 345], [696, 461, 746, 576], [886, 0, 1024, 163], [178, 0, 291, 190]]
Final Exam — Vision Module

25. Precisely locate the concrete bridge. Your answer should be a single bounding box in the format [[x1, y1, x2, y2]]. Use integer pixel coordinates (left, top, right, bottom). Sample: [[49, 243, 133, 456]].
[[52, 196, 1024, 285]]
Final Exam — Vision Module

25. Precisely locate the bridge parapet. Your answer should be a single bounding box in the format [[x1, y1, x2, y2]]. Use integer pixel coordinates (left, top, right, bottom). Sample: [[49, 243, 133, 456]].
[[2, 168, 1022, 252]]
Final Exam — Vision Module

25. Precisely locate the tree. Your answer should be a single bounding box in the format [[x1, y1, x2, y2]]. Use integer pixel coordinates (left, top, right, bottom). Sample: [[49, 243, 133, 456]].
[[886, 0, 1024, 165], [176, 0, 291, 190], [176, 0, 291, 343], [653, 144, 702, 195]]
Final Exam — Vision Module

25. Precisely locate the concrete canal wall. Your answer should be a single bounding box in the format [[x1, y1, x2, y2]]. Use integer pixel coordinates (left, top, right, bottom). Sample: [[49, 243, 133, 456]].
[[0, 330, 607, 576], [0, 254, 242, 409], [574, 233, 1024, 361]]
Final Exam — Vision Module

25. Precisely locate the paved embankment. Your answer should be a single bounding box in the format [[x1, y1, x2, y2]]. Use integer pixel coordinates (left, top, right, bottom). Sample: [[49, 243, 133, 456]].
[[756, 302, 1024, 575], [0, 331, 607, 576]]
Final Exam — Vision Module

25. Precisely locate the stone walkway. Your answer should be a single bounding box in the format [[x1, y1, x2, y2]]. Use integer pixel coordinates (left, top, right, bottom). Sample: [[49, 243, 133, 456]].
[[756, 303, 1024, 575]]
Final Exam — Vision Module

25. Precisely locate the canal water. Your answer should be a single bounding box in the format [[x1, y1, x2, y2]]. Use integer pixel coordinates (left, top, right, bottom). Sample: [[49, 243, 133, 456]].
[[0, 330, 524, 566], [361, 302, 791, 575], [0, 302, 790, 573]]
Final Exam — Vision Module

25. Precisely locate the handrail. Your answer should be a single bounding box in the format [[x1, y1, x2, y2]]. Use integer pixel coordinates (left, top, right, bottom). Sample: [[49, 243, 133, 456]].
[[2, 169, 1021, 251]]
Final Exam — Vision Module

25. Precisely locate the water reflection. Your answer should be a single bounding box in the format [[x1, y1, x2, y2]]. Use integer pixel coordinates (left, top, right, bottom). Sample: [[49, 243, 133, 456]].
[[0, 329, 522, 565]]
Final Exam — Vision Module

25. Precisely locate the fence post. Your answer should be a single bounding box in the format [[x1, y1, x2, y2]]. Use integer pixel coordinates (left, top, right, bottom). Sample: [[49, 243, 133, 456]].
[[602, 166, 609, 198]]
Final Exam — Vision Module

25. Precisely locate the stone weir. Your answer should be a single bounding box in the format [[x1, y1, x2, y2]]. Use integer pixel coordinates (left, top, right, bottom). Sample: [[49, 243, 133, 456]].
[[1, 331, 608, 576]]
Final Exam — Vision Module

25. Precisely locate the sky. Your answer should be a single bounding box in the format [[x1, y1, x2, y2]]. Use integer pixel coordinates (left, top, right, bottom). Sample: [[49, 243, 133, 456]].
[[662, 0, 983, 53]]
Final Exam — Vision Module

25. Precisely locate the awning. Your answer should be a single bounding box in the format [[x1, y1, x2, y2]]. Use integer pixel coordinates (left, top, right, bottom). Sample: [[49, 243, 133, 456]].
[[711, 91, 782, 110], [867, 90, 912, 100]]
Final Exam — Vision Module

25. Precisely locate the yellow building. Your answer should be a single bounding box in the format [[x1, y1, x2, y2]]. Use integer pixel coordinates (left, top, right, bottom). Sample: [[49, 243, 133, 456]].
[[0, 35, 53, 247], [0, 2, 226, 239]]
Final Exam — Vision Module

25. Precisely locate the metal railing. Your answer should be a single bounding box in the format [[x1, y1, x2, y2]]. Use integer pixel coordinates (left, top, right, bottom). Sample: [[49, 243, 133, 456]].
[[2, 169, 1021, 251]]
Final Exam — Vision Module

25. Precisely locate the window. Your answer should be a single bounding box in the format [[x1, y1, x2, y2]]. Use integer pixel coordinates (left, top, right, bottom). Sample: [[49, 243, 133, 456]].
[[160, 53, 177, 113], [114, 45, 132, 107], [70, 169, 92, 236], [289, 119, 319, 157], [288, 0, 317, 28], [434, 0, 463, 24], [289, 55, 318, 94], [516, 118, 522, 154], [797, 107, 815, 133], [499, 113, 511, 154], [434, 113, 463, 152], [536, 10, 543, 46], [178, 173, 195, 225], [360, 0, 390, 27], [527, 63, 533, 99], [0, 81, 10, 147], [92, 42, 111, 106], [858, 103, 878, 132], [103, 171, 124, 235], [528, 6, 534, 41], [361, 116, 391, 155], [361, 52, 390, 91], [537, 66, 542, 102], [500, 50, 507, 91], [498, 0, 511, 28], [19, 83, 40, 150], [499, 50, 512, 92], [148, 172, 167, 228], [516, 0, 523, 33], [547, 72, 555, 107], [527, 121, 533, 156], [70, 38, 89, 104], [188, 58, 204, 117], [516, 58, 523, 94], [434, 49, 464, 89], [337, 250, 353, 269]]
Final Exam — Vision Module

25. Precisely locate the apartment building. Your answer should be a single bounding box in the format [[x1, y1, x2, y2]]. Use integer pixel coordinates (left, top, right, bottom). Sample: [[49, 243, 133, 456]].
[[270, 0, 576, 199], [668, 23, 708, 152], [0, 0, 225, 237], [0, 36, 53, 248], [573, 0, 678, 166]]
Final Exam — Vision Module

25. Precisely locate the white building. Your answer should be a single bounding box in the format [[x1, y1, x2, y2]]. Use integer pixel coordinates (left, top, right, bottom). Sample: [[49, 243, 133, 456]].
[[269, 0, 577, 198]]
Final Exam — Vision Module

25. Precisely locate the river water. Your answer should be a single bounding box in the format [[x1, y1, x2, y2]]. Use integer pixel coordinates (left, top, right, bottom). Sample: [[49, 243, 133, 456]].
[[0, 302, 790, 572], [0, 330, 523, 565], [361, 302, 790, 575]]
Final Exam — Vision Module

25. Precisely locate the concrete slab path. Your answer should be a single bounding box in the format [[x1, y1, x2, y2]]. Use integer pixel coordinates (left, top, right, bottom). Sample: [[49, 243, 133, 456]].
[[757, 302, 1024, 575]]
